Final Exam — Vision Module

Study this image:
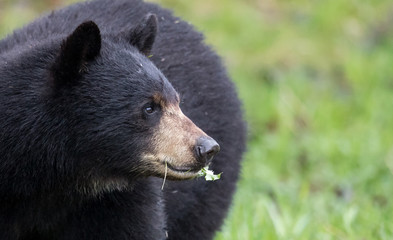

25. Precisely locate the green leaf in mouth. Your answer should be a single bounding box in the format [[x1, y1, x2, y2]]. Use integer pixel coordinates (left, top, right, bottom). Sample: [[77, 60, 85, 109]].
[[197, 166, 222, 181]]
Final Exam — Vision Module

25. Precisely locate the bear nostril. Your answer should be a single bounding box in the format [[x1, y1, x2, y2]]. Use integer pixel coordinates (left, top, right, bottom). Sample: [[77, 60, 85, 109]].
[[197, 146, 204, 158], [196, 137, 220, 164]]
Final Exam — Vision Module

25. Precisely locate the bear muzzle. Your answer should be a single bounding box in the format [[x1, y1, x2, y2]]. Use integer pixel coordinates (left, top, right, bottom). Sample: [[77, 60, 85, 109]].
[[140, 103, 221, 180]]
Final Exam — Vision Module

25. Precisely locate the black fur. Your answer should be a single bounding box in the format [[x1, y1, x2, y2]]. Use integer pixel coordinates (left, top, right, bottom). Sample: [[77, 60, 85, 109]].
[[0, 0, 246, 239]]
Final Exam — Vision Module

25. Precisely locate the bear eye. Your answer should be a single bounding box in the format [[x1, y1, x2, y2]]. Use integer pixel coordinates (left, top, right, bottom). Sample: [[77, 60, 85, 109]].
[[143, 102, 157, 115], [145, 106, 154, 114]]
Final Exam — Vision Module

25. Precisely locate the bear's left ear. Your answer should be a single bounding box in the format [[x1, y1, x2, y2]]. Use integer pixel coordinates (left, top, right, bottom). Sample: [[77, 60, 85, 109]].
[[51, 21, 101, 88], [129, 13, 158, 56]]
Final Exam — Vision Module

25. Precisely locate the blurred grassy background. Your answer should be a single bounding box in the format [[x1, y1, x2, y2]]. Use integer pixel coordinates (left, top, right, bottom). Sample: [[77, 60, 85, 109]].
[[2, 0, 393, 239]]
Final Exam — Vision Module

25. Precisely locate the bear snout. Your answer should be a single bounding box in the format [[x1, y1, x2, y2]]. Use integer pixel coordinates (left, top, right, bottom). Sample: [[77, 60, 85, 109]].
[[141, 102, 221, 180]]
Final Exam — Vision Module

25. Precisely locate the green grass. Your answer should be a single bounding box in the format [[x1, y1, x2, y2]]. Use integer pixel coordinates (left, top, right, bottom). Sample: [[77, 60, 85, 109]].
[[2, 0, 393, 239]]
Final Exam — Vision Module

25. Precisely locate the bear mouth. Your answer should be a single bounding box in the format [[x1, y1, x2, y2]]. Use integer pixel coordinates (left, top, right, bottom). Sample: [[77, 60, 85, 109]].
[[165, 162, 202, 174], [140, 153, 203, 179], [160, 160, 204, 180]]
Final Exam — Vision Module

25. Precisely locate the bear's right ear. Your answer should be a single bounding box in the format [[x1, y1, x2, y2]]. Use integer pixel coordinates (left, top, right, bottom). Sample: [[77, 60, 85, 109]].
[[51, 21, 101, 89]]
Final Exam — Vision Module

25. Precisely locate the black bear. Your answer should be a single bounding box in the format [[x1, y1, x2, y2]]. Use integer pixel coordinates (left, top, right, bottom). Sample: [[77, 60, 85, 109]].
[[0, 0, 246, 239]]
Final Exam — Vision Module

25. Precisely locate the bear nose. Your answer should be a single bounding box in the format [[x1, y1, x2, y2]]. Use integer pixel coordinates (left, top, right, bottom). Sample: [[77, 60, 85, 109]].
[[196, 137, 220, 164]]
